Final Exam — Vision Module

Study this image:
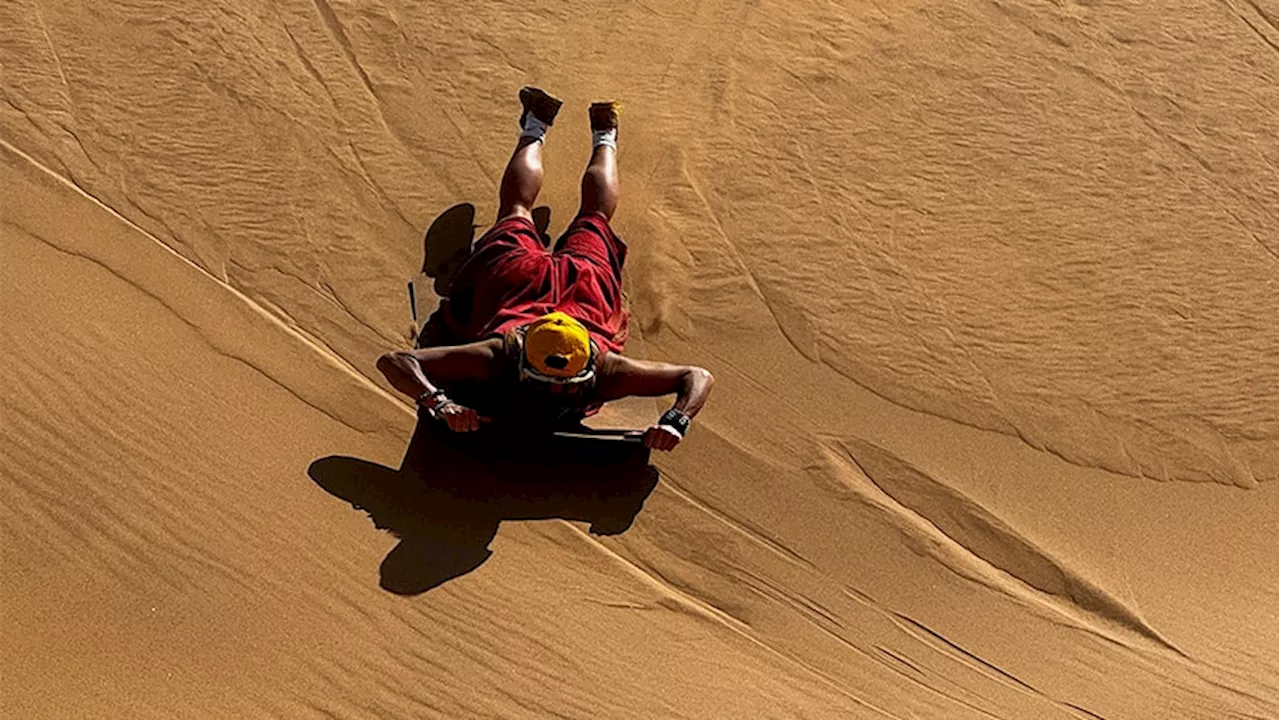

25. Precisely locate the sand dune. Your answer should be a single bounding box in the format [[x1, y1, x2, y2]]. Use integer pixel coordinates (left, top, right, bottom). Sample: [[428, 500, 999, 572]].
[[2, 1, 1275, 718]]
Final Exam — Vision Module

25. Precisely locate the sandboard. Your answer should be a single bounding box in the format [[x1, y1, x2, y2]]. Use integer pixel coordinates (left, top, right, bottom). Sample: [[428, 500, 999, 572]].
[[549, 428, 643, 444], [424, 415, 650, 465], [408, 272, 430, 340]]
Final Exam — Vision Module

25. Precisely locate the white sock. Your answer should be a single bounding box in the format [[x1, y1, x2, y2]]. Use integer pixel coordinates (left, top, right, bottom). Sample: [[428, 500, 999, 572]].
[[592, 127, 618, 150], [520, 114, 549, 142]]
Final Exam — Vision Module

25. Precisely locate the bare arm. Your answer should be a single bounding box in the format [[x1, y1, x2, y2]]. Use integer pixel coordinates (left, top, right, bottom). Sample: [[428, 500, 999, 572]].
[[596, 354, 714, 450], [376, 340, 503, 430]]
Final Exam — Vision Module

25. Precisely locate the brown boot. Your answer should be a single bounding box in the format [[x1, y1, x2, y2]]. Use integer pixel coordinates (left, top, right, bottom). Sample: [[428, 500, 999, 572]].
[[519, 87, 563, 128], [588, 101, 621, 132]]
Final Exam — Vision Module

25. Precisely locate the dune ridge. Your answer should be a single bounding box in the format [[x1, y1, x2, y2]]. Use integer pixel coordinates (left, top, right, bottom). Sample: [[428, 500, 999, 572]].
[[826, 436, 1178, 651]]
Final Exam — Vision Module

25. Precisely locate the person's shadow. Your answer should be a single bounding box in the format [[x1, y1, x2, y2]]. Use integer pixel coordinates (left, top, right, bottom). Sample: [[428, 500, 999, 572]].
[[309, 418, 659, 595], [420, 202, 553, 294]]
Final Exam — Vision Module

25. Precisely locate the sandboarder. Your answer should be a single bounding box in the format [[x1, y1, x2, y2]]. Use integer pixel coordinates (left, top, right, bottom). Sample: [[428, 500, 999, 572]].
[[378, 87, 713, 451]]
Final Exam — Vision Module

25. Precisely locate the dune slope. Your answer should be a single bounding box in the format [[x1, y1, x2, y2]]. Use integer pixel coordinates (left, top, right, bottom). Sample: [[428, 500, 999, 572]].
[[2, 1, 1275, 718]]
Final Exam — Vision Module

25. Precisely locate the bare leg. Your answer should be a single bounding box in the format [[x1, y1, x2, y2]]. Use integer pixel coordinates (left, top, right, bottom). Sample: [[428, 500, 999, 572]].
[[497, 136, 543, 222], [578, 144, 618, 220]]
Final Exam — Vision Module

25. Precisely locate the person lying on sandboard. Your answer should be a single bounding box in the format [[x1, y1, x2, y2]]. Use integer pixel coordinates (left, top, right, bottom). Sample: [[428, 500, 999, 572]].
[[378, 87, 714, 452]]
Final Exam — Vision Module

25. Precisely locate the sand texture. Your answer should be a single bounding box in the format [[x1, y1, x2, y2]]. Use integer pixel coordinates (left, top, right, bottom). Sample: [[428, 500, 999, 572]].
[[2, 1, 1276, 718]]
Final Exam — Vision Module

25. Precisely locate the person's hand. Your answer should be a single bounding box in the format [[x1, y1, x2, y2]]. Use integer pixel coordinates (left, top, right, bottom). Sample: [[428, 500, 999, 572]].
[[642, 424, 683, 451], [434, 400, 489, 433]]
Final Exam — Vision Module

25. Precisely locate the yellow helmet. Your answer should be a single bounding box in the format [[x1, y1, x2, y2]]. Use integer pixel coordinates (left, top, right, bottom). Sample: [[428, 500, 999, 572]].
[[523, 312, 592, 379]]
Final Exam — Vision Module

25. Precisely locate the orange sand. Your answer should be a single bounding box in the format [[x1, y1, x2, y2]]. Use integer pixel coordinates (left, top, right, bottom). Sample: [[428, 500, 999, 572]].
[[2, 1, 1276, 717]]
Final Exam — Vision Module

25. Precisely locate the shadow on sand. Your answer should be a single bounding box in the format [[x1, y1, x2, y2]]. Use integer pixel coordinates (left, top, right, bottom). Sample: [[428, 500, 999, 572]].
[[309, 418, 658, 595], [420, 202, 553, 295]]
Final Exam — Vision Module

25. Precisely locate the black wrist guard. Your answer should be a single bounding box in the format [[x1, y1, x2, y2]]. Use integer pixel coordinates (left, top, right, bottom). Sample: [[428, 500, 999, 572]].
[[658, 408, 691, 437]]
